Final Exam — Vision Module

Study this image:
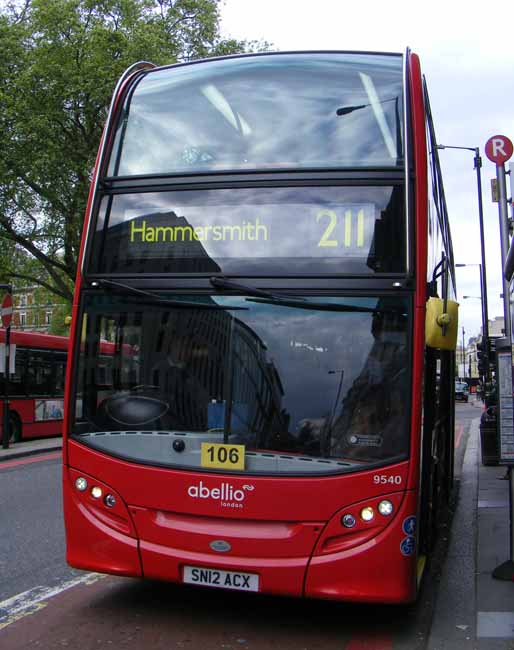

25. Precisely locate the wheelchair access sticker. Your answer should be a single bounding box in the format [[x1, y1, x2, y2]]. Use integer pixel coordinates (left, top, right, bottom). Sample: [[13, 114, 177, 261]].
[[400, 536, 416, 556]]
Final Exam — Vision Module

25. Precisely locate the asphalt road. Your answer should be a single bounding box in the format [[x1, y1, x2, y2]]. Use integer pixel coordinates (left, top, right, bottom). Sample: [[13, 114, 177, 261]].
[[0, 401, 481, 649], [0, 452, 82, 603]]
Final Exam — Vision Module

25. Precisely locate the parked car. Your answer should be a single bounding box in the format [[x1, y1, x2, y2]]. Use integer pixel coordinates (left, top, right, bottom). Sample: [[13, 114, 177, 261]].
[[455, 381, 469, 402]]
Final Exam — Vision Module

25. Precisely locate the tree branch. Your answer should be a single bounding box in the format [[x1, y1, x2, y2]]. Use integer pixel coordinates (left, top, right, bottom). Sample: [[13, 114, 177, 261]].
[[6, 268, 72, 301]]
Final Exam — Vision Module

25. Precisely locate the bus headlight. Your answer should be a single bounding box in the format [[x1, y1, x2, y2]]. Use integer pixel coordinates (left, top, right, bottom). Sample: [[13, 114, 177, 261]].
[[360, 506, 374, 522], [378, 499, 394, 516], [91, 486, 103, 499], [75, 477, 88, 491]]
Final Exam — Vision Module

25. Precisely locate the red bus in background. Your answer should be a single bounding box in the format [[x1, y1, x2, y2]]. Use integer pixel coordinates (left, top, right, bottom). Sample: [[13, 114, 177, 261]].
[[63, 50, 457, 604], [1, 329, 68, 442]]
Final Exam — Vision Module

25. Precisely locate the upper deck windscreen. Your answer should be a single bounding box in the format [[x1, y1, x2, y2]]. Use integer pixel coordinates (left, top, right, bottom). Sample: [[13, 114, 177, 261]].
[[107, 52, 404, 176]]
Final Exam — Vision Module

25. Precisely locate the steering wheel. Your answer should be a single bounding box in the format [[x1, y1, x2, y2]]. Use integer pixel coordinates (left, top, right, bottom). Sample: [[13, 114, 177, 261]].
[[130, 384, 159, 393]]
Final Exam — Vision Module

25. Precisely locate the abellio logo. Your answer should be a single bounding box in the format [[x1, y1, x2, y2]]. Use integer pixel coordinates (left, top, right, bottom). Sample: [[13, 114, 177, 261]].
[[187, 481, 255, 509]]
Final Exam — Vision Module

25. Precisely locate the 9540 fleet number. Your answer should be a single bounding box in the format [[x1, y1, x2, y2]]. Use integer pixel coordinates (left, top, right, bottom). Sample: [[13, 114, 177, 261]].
[[373, 474, 403, 485]]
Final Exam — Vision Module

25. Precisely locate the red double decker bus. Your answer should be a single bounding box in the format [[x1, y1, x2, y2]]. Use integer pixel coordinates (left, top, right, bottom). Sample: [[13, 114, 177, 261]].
[[63, 50, 458, 603], [1, 329, 68, 441]]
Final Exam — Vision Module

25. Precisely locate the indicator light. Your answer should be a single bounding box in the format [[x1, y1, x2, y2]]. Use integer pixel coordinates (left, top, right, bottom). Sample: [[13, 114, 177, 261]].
[[341, 513, 356, 528], [104, 494, 117, 508], [378, 500, 394, 516], [75, 477, 88, 491], [360, 506, 374, 522], [91, 486, 103, 499]]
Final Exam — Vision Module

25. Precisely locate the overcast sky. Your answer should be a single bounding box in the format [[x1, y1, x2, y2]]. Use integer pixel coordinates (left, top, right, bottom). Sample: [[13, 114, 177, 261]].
[[220, 0, 514, 343]]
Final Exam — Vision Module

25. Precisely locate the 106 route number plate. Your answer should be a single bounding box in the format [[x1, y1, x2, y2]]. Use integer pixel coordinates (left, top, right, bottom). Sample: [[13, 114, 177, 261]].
[[201, 442, 245, 470]]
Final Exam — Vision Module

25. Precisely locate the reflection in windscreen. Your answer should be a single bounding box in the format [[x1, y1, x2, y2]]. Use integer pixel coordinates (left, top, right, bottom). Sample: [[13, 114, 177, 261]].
[[108, 52, 404, 175], [73, 294, 411, 474]]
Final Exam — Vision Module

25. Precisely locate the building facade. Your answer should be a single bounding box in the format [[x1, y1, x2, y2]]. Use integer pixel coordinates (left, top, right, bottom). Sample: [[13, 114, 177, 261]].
[[10, 286, 69, 334]]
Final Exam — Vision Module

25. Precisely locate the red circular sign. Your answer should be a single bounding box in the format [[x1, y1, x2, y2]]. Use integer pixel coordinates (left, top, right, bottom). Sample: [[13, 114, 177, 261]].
[[485, 135, 514, 165], [1, 293, 13, 328]]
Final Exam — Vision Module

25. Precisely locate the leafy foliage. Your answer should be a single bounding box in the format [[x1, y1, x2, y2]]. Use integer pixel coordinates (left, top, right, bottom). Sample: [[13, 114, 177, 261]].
[[0, 0, 267, 302]]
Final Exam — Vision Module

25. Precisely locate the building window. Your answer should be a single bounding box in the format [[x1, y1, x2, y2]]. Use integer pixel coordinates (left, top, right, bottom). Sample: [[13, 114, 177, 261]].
[[20, 312, 26, 326], [45, 311, 52, 325]]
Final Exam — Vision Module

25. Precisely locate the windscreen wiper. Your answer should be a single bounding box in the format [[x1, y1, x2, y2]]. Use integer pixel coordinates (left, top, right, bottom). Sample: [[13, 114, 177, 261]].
[[210, 276, 303, 302], [91, 279, 247, 310], [247, 297, 402, 314], [210, 277, 401, 314]]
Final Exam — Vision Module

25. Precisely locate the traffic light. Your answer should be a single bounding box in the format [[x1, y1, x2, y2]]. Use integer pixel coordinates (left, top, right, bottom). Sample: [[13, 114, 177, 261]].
[[488, 337, 497, 362], [477, 339, 488, 376], [488, 337, 497, 372]]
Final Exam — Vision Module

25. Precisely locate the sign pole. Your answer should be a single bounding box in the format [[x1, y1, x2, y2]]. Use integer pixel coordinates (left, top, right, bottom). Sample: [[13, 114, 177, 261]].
[[496, 163, 512, 340], [485, 134, 514, 580]]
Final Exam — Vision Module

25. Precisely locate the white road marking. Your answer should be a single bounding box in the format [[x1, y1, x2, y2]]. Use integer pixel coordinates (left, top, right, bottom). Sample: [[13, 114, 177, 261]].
[[0, 573, 104, 630]]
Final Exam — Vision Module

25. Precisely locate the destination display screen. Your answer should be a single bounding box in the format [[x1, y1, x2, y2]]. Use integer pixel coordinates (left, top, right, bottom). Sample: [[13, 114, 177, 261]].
[[89, 186, 405, 275]]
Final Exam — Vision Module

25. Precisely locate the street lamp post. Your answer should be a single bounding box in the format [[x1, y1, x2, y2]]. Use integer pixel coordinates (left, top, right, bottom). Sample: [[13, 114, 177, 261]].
[[458, 263, 488, 339], [462, 326, 466, 381], [437, 145, 490, 380], [462, 294, 484, 384], [460, 266, 488, 387]]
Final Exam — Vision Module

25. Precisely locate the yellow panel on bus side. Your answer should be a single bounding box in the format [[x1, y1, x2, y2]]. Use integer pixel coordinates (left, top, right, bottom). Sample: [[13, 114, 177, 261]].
[[425, 298, 459, 351]]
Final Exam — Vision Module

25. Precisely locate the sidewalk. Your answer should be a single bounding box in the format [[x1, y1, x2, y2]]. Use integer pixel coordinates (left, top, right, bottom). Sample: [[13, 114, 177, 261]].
[[429, 415, 514, 650], [0, 435, 62, 461]]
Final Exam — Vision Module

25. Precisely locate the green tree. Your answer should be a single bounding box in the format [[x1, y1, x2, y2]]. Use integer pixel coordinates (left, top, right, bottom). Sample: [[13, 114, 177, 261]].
[[48, 303, 72, 335], [0, 0, 267, 303]]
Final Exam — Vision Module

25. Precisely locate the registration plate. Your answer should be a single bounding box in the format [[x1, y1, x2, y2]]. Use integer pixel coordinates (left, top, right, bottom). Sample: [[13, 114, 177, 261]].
[[183, 565, 259, 592]]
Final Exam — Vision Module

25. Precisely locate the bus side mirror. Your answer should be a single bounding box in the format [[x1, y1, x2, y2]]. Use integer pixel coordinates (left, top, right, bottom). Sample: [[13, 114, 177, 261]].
[[425, 297, 459, 350]]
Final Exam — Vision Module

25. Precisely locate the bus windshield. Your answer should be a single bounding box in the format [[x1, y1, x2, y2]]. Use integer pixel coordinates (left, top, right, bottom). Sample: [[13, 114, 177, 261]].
[[107, 52, 404, 176], [72, 292, 411, 475]]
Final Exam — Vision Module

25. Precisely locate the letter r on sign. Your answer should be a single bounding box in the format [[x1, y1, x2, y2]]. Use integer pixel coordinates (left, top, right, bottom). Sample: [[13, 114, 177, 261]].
[[492, 138, 507, 157]]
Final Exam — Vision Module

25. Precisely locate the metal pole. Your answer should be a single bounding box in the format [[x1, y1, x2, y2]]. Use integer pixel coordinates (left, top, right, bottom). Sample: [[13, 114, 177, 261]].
[[497, 164, 512, 342], [462, 327, 465, 381], [474, 152, 489, 337], [478, 264, 486, 337], [474, 151, 490, 384], [436, 145, 490, 375]]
